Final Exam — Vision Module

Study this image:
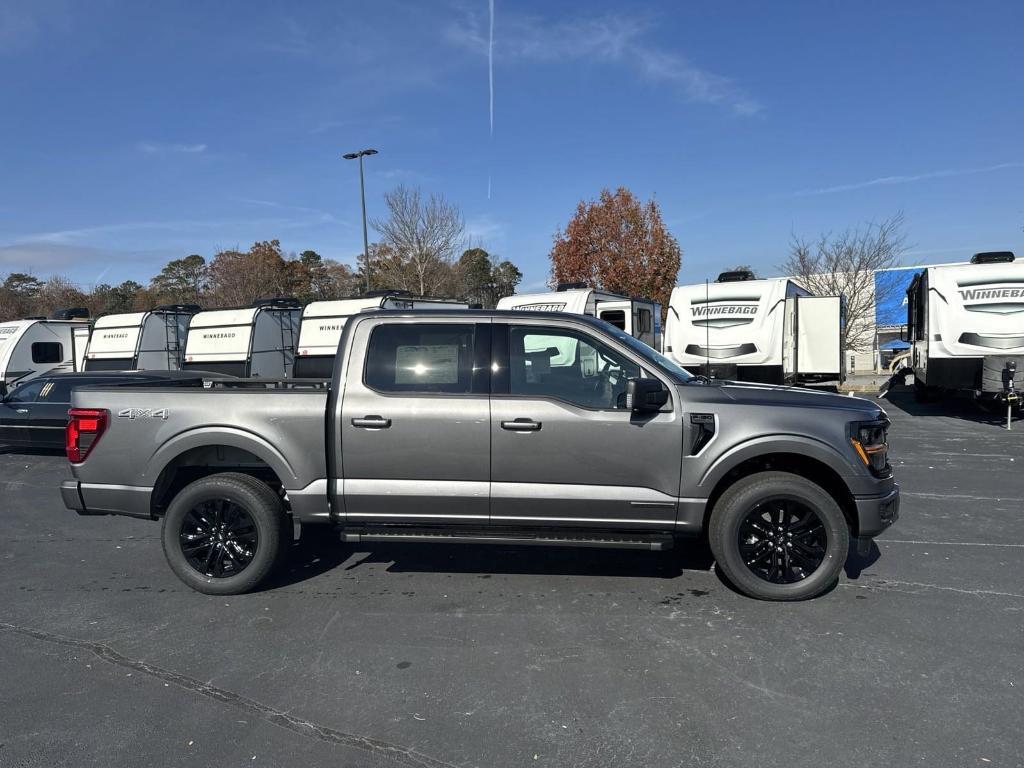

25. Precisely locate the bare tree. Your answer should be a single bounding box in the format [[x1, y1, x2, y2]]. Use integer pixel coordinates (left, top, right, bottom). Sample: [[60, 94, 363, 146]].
[[779, 213, 909, 354], [372, 186, 465, 296]]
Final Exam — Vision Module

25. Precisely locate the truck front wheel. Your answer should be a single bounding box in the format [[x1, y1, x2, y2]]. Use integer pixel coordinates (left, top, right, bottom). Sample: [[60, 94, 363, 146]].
[[708, 471, 849, 601], [161, 472, 285, 595]]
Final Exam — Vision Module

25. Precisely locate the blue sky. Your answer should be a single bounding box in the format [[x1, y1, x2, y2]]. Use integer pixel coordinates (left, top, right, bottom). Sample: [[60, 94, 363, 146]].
[[1, 0, 1022, 292]]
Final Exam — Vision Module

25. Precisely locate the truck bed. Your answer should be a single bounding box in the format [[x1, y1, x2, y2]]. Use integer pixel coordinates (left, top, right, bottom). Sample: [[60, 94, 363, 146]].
[[67, 383, 330, 519]]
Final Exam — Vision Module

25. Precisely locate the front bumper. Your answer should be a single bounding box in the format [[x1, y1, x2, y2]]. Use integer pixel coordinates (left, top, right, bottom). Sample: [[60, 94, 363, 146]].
[[852, 484, 900, 537]]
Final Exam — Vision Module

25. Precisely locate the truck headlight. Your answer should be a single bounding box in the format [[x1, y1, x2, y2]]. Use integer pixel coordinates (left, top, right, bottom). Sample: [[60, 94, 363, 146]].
[[849, 420, 891, 478]]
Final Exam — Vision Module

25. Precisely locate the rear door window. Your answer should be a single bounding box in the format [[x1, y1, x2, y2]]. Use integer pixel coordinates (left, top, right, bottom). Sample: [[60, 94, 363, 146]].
[[364, 324, 476, 394]]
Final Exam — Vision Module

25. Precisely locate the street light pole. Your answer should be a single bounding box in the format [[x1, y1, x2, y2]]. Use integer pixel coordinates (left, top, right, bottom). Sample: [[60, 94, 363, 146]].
[[342, 148, 378, 293]]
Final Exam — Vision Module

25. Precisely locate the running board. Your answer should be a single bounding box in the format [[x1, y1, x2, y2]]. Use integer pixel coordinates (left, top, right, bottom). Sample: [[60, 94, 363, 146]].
[[341, 530, 674, 551]]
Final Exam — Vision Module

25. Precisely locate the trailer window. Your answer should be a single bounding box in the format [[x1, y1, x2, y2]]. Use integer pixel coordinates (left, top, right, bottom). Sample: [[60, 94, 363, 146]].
[[598, 309, 626, 330], [638, 308, 652, 334], [31, 342, 63, 364], [365, 324, 475, 394]]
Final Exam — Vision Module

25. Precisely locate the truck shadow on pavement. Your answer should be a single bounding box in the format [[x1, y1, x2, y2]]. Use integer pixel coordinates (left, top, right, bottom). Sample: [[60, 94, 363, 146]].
[[883, 383, 1017, 427], [269, 529, 882, 594]]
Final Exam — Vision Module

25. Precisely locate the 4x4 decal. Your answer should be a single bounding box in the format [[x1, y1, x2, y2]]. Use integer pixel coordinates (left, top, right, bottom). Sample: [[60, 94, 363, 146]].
[[117, 407, 168, 420]]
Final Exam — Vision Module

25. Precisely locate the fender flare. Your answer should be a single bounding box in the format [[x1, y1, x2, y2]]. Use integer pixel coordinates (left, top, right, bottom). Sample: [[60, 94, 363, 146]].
[[143, 426, 300, 489], [697, 433, 859, 495]]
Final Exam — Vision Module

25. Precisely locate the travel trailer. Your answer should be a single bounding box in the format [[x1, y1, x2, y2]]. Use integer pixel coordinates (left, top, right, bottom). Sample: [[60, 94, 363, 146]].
[[906, 251, 1024, 403], [664, 271, 844, 384], [83, 305, 200, 371], [181, 298, 300, 378], [294, 290, 469, 378], [495, 283, 661, 349], [0, 309, 91, 386]]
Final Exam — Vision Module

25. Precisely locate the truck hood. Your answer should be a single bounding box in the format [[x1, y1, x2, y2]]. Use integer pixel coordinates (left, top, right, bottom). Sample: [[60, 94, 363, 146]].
[[711, 380, 886, 418]]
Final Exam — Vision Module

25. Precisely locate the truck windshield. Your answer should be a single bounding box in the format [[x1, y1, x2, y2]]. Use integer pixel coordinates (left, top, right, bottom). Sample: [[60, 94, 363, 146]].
[[602, 325, 693, 383]]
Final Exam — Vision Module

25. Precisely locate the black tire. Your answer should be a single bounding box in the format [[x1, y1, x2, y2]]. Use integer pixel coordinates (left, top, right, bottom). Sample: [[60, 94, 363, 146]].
[[708, 471, 849, 601], [161, 472, 285, 595]]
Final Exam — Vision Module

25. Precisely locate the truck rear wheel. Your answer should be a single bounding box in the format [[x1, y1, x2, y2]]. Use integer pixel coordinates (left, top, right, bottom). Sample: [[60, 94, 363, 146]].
[[708, 471, 849, 601], [161, 472, 285, 595]]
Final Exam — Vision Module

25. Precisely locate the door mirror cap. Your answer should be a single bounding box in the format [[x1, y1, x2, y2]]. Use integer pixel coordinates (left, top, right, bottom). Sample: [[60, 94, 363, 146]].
[[626, 378, 668, 413], [0, 381, 7, 400]]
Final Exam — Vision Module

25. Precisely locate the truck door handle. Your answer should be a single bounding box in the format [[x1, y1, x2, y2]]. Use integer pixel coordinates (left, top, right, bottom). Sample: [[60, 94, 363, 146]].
[[501, 418, 541, 432], [16, 409, 28, 414], [351, 415, 391, 429]]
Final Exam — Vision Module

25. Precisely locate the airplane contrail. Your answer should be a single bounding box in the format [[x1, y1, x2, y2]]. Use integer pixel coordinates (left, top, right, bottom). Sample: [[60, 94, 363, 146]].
[[488, 0, 494, 137], [488, 0, 494, 198]]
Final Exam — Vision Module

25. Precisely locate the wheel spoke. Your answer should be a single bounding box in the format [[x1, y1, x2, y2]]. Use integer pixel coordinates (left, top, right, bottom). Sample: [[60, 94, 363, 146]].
[[181, 498, 259, 579], [736, 496, 827, 585]]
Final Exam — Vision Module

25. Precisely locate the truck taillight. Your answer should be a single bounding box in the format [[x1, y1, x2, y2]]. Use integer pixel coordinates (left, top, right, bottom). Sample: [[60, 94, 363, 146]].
[[66, 408, 109, 463]]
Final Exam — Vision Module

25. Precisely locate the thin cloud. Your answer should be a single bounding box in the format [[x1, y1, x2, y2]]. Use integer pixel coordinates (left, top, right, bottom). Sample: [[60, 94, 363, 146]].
[[465, 213, 505, 245], [233, 197, 337, 221], [15, 214, 335, 246], [137, 141, 208, 155], [445, 10, 761, 116], [0, 0, 71, 55], [791, 161, 1024, 197]]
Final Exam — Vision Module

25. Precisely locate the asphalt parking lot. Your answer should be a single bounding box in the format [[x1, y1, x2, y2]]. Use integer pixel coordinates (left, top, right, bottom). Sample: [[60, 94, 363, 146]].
[[1, 384, 1022, 768]]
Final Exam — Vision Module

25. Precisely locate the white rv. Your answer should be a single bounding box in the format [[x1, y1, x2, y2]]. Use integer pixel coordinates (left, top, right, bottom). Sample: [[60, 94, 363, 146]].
[[907, 251, 1024, 402], [83, 305, 200, 372], [495, 283, 662, 350], [665, 271, 844, 384], [182, 298, 301, 378], [0, 309, 91, 385], [294, 291, 470, 378]]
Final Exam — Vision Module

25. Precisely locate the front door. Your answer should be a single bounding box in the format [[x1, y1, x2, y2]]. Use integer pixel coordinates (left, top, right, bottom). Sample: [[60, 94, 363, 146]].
[[490, 322, 683, 529], [339, 319, 491, 524], [0, 379, 45, 446]]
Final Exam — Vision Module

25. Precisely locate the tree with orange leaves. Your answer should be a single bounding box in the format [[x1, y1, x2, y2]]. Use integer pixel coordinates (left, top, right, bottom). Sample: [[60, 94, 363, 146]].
[[549, 187, 681, 317]]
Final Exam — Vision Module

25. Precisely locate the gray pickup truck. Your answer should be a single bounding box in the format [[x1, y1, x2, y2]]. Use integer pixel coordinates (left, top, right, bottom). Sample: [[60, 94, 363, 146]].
[[62, 310, 899, 600]]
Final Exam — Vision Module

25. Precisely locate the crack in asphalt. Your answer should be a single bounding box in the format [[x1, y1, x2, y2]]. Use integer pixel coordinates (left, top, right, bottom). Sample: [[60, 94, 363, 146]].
[[0, 622, 459, 768]]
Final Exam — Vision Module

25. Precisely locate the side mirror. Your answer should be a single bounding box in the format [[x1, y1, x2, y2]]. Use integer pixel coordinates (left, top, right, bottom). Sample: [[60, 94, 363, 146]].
[[626, 377, 668, 413], [0, 381, 7, 400]]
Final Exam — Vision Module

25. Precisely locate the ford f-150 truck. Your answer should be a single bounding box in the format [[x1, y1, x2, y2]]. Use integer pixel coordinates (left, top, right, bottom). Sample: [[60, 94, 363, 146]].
[[62, 310, 899, 600]]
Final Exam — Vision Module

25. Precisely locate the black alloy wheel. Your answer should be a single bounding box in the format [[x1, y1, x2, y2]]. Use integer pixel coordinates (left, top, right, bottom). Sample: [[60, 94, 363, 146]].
[[180, 498, 259, 578], [737, 496, 827, 584]]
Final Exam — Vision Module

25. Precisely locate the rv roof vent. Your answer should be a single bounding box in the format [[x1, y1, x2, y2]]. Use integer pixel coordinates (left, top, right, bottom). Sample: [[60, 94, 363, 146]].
[[52, 307, 90, 320], [716, 270, 756, 283], [154, 303, 202, 313], [970, 251, 1015, 265], [250, 297, 301, 308], [365, 288, 413, 298], [556, 282, 588, 292]]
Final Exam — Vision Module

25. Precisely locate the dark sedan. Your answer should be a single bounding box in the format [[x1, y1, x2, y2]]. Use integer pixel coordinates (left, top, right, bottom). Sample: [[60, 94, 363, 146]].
[[0, 370, 219, 450]]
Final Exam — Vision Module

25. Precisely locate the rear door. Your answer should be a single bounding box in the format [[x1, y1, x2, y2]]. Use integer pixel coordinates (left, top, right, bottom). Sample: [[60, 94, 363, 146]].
[[489, 321, 683, 529], [0, 379, 44, 446], [339, 318, 492, 524], [29, 377, 101, 448]]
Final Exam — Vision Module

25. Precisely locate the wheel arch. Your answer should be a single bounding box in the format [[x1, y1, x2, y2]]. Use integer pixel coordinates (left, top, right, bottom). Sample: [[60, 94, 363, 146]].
[[148, 431, 295, 517], [700, 445, 859, 535]]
